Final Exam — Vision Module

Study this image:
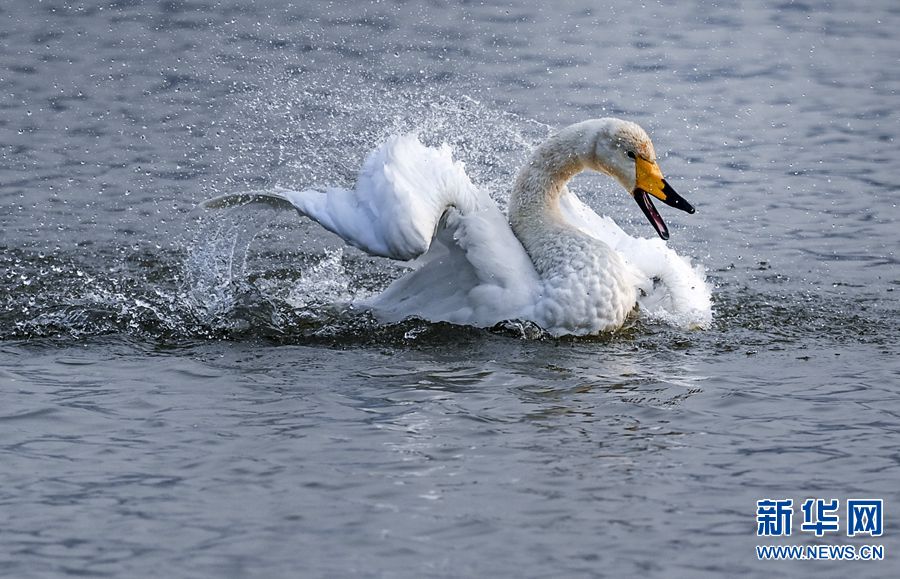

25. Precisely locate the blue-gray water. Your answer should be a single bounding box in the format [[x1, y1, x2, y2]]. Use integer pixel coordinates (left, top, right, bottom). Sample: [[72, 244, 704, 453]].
[[1, 1, 898, 577]]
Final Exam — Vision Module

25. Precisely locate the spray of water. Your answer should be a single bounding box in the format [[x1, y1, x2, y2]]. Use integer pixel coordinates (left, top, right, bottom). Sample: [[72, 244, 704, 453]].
[[3, 61, 893, 346], [174, 70, 556, 338]]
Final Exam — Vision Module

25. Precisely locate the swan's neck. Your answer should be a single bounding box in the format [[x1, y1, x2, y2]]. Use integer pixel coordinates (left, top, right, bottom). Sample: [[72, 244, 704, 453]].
[[508, 121, 620, 244], [508, 141, 582, 229]]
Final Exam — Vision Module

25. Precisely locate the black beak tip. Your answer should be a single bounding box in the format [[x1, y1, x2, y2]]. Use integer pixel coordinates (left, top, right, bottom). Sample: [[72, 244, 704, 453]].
[[661, 179, 696, 214]]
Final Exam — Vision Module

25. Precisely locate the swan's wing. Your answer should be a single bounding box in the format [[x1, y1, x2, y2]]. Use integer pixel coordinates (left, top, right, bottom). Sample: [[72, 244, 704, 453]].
[[369, 199, 541, 327], [559, 189, 712, 328], [203, 134, 481, 261], [202, 134, 540, 326]]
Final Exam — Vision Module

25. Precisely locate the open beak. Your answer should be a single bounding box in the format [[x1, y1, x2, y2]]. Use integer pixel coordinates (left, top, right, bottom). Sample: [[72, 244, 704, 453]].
[[632, 156, 695, 240]]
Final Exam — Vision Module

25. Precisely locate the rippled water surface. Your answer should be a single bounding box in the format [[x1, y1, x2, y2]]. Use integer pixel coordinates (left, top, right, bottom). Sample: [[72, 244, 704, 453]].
[[1, 1, 898, 577]]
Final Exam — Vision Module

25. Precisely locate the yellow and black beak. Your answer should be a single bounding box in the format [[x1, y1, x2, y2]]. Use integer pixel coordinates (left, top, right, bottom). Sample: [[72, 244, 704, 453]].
[[632, 156, 695, 240]]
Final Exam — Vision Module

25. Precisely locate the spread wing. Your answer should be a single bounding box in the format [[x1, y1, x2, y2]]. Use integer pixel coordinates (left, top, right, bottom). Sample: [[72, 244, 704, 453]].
[[202, 134, 540, 326]]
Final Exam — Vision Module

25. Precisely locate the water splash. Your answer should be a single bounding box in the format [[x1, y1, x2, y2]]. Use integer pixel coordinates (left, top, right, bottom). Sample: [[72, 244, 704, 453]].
[[284, 248, 365, 310], [212, 71, 553, 213], [0, 239, 894, 348], [3, 65, 895, 346], [182, 197, 285, 323]]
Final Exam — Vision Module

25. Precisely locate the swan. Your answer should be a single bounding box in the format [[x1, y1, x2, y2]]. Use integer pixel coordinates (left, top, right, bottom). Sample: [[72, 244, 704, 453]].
[[203, 118, 712, 335]]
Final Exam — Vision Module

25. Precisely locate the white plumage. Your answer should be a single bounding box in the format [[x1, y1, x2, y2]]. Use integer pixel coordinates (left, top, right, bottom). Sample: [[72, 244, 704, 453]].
[[203, 118, 712, 335]]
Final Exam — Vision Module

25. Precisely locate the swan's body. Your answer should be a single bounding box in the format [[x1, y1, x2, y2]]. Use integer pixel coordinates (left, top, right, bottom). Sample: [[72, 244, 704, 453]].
[[204, 119, 712, 335]]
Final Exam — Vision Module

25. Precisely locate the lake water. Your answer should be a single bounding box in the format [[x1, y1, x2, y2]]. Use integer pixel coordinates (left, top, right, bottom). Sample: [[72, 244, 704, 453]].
[[1, 1, 898, 577]]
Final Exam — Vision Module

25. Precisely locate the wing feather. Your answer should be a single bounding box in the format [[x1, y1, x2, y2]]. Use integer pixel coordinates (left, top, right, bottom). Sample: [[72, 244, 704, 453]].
[[202, 134, 541, 326]]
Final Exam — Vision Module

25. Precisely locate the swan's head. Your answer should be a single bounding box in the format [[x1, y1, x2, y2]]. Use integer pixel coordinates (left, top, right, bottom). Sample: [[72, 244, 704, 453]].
[[584, 119, 696, 240]]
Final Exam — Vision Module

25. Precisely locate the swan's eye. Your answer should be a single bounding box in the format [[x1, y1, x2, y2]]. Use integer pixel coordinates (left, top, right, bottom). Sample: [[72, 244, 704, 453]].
[[626, 150, 636, 159]]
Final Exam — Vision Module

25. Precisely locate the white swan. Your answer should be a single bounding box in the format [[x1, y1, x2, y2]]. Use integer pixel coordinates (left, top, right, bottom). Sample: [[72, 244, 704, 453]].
[[203, 119, 712, 335]]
